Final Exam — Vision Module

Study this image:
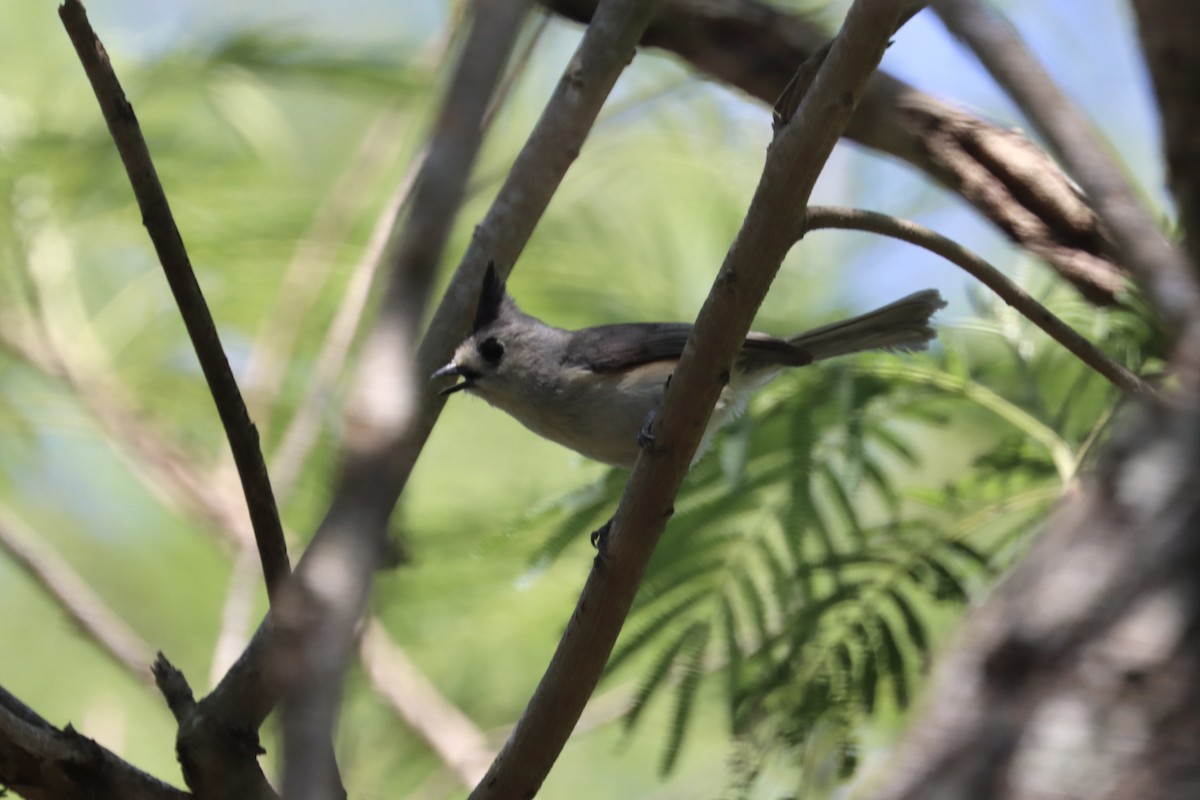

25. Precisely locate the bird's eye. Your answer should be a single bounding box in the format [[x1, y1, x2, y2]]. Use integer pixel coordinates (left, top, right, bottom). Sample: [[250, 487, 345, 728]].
[[478, 336, 504, 365]]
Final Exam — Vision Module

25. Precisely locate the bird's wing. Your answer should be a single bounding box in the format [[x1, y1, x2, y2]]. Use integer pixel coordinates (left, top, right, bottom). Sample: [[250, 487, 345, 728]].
[[563, 323, 810, 373]]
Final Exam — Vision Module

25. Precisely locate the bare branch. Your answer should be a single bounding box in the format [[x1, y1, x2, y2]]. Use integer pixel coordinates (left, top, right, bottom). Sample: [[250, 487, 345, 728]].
[[149, 655, 279, 800], [275, 2, 530, 796], [203, 0, 666, 749], [209, 545, 265, 688], [57, 0, 290, 602], [270, 5, 544, 502], [0, 685, 190, 800], [359, 620, 495, 788], [931, 0, 1200, 334], [0, 505, 156, 682], [467, 3, 908, 797], [237, 106, 412, 442], [268, 146, 423, 501], [801, 206, 1152, 397], [1132, 1, 1200, 280], [538, 0, 1126, 306]]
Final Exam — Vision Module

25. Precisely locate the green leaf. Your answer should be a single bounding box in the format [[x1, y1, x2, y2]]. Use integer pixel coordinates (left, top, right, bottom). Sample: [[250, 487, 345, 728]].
[[659, 623, 710, 775], [731, 569, 770, 649], [873, 615, 910, 709], [610, 589, 711, 676], [885, 587, 929, 656], [624, 621, 708, 734], [819, 464, 865, 546], [855, 623, 879, 715]]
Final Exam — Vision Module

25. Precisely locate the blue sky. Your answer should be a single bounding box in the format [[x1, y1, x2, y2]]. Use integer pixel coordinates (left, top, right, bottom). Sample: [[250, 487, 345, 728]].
[[82, 0, 1165, 313]]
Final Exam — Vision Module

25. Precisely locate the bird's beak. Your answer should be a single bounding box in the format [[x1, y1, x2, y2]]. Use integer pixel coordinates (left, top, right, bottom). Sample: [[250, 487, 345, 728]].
[[431, 362, 470, 396]]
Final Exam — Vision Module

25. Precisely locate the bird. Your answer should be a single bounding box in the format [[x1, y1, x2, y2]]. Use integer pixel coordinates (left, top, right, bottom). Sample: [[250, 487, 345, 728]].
[[433, 264, 945, 469]]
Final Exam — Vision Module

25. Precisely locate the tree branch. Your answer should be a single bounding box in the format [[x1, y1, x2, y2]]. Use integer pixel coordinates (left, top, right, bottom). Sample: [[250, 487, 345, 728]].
[[274, 2, 530, 797], [931, 0, 1200, 333], [236, 106, 410, 444], [57, 0, 290, 603], [359, 619, 495, 788], [149, 656, 278, 800], [538, 0, 1126, 306], [0, 684, 190, 800], [801, 205, 1152, 396], [1132, 1, 1200, 280], [468, 3, 909, 797], [201, 0, 666, 749], [267, 152, 420, 501], [0, 505, 156, 683], [269, 3, 544, 503], [865, 382, 1200, 800]]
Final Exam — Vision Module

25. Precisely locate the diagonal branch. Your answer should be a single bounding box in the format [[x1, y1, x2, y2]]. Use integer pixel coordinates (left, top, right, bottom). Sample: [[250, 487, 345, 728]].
[[1133, 0, 1200, 275], [467, 3, 910, 797], [359, 620, 496, 788], [236, 106, 411, 441], [57, 0, 290, 603], [0, 504, 156, 683], [931, 0, 1200, 333], [801, 205, 1151, 397], [0, 684, 190, 800], [202, 0, 666, 749], [267, 152, 420, 501], [538, 0, 1126, 307], [274, 2, 530, 797], [268, 4, 547, 503]]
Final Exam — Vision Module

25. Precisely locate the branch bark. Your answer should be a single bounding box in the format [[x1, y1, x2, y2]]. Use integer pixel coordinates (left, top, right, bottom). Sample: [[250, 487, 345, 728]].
[[272, 2, 530, 797], [1132, 0, 1200, 282], [200, 0, 667, 751], [865, 387, 1200, 800], [0, 505, 156, 683], [57, 0, 291, 604], [538, 0, 1126, 307], [801, 206, 1151, 396], [0, 685, 189, 800], [468, 3, 910, 797], [860, 5, 1200, 797], [931, 0, 1199, 333]]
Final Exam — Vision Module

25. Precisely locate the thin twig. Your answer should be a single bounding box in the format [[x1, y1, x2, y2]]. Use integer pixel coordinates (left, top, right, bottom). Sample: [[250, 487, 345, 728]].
[[208, 544, 264, 688], [359, 619, 495, 788], [58, 0, 290, 603], [801, 206, 1152, 396], [276, 2, 530, 796], [468, 3, 907, 797], [0, 505, 156, 683], [271, 8, 551, 502], [931, 0, 1200, 332], [481, 12, 552, 131], [268, 146, 424, 501], [202, 0, 665, 750], [237, 105, 412, 441]]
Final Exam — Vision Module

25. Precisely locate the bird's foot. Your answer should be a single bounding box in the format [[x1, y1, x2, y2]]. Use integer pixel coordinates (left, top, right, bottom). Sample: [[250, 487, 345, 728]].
[[637, 410, 657, 452], [590, 518, 613, 564]]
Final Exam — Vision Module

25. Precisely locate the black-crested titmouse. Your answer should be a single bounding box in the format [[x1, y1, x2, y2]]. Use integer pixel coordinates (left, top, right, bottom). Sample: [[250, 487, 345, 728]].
[[433, 265, 946, 468]]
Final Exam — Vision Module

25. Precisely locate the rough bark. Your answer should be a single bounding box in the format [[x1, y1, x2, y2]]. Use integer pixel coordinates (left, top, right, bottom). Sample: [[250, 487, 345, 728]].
[[540, 0, 1126, 306]]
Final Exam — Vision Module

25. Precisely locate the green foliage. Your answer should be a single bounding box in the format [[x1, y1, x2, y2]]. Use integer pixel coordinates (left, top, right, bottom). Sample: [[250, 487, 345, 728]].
[[0, 3, 1164, 797], [515, 273, 1154, 795]]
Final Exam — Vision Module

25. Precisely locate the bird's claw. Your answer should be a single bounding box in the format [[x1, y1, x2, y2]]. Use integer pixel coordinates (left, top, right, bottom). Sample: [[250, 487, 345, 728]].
[[590, 519, 613, 562], [637, 410, 657, 452]]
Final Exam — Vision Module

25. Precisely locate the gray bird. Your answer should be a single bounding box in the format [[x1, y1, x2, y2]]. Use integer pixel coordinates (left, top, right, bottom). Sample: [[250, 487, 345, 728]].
[[434, 265, 945, 468]]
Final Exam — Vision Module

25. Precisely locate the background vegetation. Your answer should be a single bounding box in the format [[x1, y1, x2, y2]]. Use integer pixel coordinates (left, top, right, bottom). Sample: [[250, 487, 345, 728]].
[[0, 1, 1169, 797]]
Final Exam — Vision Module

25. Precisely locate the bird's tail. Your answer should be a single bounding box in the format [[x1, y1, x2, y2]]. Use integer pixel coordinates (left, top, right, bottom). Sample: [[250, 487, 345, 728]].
[[787, 289, 946, 362]]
